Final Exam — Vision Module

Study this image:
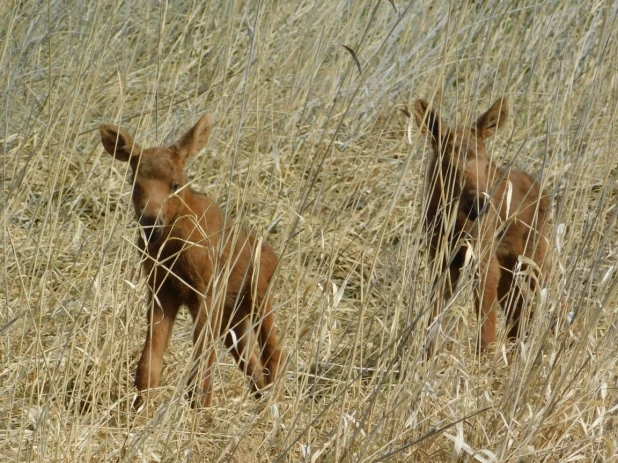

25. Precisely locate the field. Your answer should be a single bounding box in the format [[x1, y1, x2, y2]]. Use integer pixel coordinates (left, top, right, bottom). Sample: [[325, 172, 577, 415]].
[[2, 1, 618, 461]]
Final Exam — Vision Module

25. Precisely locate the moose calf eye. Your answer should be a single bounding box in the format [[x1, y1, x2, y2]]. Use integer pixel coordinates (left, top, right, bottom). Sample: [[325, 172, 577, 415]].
[[463, 195, 488, 221], [173, 184, 180, 192], [464, 197, 479, 220]]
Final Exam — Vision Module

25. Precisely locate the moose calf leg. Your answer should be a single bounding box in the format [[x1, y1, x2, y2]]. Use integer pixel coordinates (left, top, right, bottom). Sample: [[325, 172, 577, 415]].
[[134, 293, 178, 408], [477, 255, 500, 350], [258, 309, 284, 385], [506, 291, 527, 340], [426, 262, 461, 357], [187, 303, 218, 408], [225, 317, 268, 393]]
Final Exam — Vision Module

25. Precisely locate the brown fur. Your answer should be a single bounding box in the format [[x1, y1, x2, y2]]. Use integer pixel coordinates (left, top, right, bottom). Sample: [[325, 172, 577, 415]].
[[100, 114, 285, 408], [414, 98, 549, 351]]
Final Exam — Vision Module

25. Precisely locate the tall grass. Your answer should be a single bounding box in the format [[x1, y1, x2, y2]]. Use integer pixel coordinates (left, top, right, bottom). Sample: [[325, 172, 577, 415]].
[[1, 1, 617, 461]]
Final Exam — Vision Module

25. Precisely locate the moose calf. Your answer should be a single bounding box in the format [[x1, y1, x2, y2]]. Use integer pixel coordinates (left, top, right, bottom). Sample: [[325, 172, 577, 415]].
[[100, 114, 285, 408], [414, 98, 549, 351]]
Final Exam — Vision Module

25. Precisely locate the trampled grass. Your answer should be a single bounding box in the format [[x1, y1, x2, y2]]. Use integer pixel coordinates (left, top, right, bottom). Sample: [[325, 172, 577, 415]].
[[1, 1, 617, 461]]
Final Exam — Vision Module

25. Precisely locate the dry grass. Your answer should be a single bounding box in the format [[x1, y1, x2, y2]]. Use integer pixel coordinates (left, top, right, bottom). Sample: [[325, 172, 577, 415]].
[[2, 1, 618, 462]]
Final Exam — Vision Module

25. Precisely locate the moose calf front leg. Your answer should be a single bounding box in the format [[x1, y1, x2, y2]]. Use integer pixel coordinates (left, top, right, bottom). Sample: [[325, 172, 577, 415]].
[[134, 292, 178, 408], [186, 297, 218, 408], [476, 254, 500, 351], [425, 259, 461, 357]]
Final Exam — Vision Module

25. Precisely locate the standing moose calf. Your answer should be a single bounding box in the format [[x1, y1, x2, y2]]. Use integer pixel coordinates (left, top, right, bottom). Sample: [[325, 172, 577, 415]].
[[100, 114, 285, 408], [414, 98, 549, 351]]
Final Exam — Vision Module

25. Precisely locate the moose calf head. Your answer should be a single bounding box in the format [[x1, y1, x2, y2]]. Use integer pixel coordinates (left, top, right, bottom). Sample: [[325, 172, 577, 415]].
[[414, 98, 508, 232], [100, 115, 213, 244]]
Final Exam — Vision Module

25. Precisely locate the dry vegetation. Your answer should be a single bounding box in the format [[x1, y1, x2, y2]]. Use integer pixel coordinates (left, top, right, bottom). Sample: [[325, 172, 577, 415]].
[[2, 1, 618, 461]]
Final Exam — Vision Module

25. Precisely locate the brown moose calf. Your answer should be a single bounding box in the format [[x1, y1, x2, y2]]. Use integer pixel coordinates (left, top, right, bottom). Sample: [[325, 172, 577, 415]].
[[414, 98, 549, 351], [100, 114, 285, 408]]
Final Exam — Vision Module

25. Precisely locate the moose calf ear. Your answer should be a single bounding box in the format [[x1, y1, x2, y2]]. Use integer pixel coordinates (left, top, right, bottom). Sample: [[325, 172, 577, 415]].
[[414, 99, 446, 143], [100, 124, 141, 162], [171, 113, 214, 160], [476, 97, 508, 139]]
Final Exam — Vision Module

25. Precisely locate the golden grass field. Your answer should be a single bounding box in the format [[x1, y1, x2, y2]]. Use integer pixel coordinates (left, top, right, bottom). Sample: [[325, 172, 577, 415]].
[[2, 1, 618, 461]]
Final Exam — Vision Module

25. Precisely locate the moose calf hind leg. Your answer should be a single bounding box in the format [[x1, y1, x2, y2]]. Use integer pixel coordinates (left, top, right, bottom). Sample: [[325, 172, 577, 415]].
[[224, 317, 268, 393], [258, 310, 284, 386]]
